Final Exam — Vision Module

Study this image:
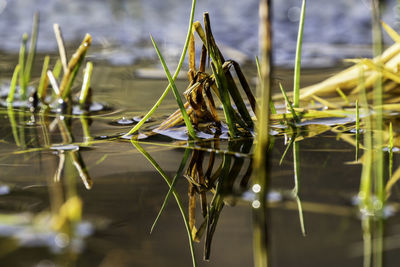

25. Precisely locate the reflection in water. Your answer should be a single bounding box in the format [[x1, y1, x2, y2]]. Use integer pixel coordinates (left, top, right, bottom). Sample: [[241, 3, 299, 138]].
[[132, 138, 254, 264], [0, 107, 95, 264]]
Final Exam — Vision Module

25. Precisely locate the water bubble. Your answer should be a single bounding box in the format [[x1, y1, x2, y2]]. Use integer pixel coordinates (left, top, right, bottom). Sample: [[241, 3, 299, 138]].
[[252, 200, 261, 209], [252, 184, 261, 193]]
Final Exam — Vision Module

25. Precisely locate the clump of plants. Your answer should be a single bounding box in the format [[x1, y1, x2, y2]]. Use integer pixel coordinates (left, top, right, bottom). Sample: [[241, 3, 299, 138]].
[[4, 13, 94, 114], [125, 12, 256, 140]]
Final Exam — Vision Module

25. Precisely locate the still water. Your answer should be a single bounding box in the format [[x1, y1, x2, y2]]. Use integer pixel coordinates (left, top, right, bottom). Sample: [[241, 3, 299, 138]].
[[0, 53, 400, 266], [1, 0, 400, 266]]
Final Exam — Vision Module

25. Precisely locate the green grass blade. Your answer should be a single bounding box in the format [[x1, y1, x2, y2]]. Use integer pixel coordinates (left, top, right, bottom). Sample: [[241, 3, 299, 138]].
[[7, 105, 21, 147], [24, 12, 39, 89], [279, 134, 295, 165], [256, 56, 276, 114], [150, 36, 197, 139], [150, 148, 191, 234], [211, 63, 237, 137], [293, 0, 306, 108], [18, 33, 28, 100], [38, 55, 50, 101], [53, 59, 62, 79], [131, 141, 197, 267], [124, 0, 197, 137], [389, 122, 393, 178], [7, 65, 21, 104], [279, 83, 299, 123], [355, 99, 360, 161], [79, 61, 93, 106]]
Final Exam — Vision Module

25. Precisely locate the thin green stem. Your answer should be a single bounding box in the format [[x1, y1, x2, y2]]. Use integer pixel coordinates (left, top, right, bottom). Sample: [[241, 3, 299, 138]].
[[279, 83, 299, 123], [124, 0, 197, 137], [18, 33, 28, 100], [24, 12, 39, 89], [150, 36, 197, 139], [211, 62, 237, 137], [150, 148, 191, 233], [38, 55, 50, 101], [356, 99, 360, 161], [79, 62, 93, 106], [293, 0, 306, 108], [7, 65, 21, 104], [131, 141, 197, 267]]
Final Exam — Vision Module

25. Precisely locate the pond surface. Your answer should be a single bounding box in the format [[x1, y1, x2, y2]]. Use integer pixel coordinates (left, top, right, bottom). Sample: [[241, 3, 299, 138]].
[[1, 50, 400, 267]]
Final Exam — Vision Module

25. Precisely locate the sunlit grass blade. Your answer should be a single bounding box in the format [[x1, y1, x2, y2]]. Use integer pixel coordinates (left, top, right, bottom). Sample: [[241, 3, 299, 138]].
[[131, 140, 197, 267], [124, 0, 197, 137], [18, 33, 28, 100], [38, 55, 50, 101], [381, 20, 400, 43], [150, 148, 191, 234], [47, 70, 60, 95], [53, 59, 62, 79], [293, 0, 306, 108], [6, 65, 21, 104], [79, 61, 93, 107], [336, 87, 349, 105], [150, 35, 197, 139], [59, 34, 92, 100], [53, 23, 68, 74], [24, 12, 39, 90]]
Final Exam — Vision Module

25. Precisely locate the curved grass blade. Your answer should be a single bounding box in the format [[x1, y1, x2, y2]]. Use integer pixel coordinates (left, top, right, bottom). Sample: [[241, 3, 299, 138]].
[[150, 148, 191, 234], [150, 35, 197, 139], [279, 83, 299, 123], [124, 0, 197, 137], [131, 141, 197, 267]]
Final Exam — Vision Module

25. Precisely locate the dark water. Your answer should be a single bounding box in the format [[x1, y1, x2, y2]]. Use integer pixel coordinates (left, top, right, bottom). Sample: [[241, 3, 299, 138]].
[[0, 51, 400, 267]]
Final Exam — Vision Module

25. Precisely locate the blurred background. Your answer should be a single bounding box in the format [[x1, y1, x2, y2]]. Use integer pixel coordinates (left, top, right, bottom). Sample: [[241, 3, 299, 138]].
[[0, 0, 399, 67]]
